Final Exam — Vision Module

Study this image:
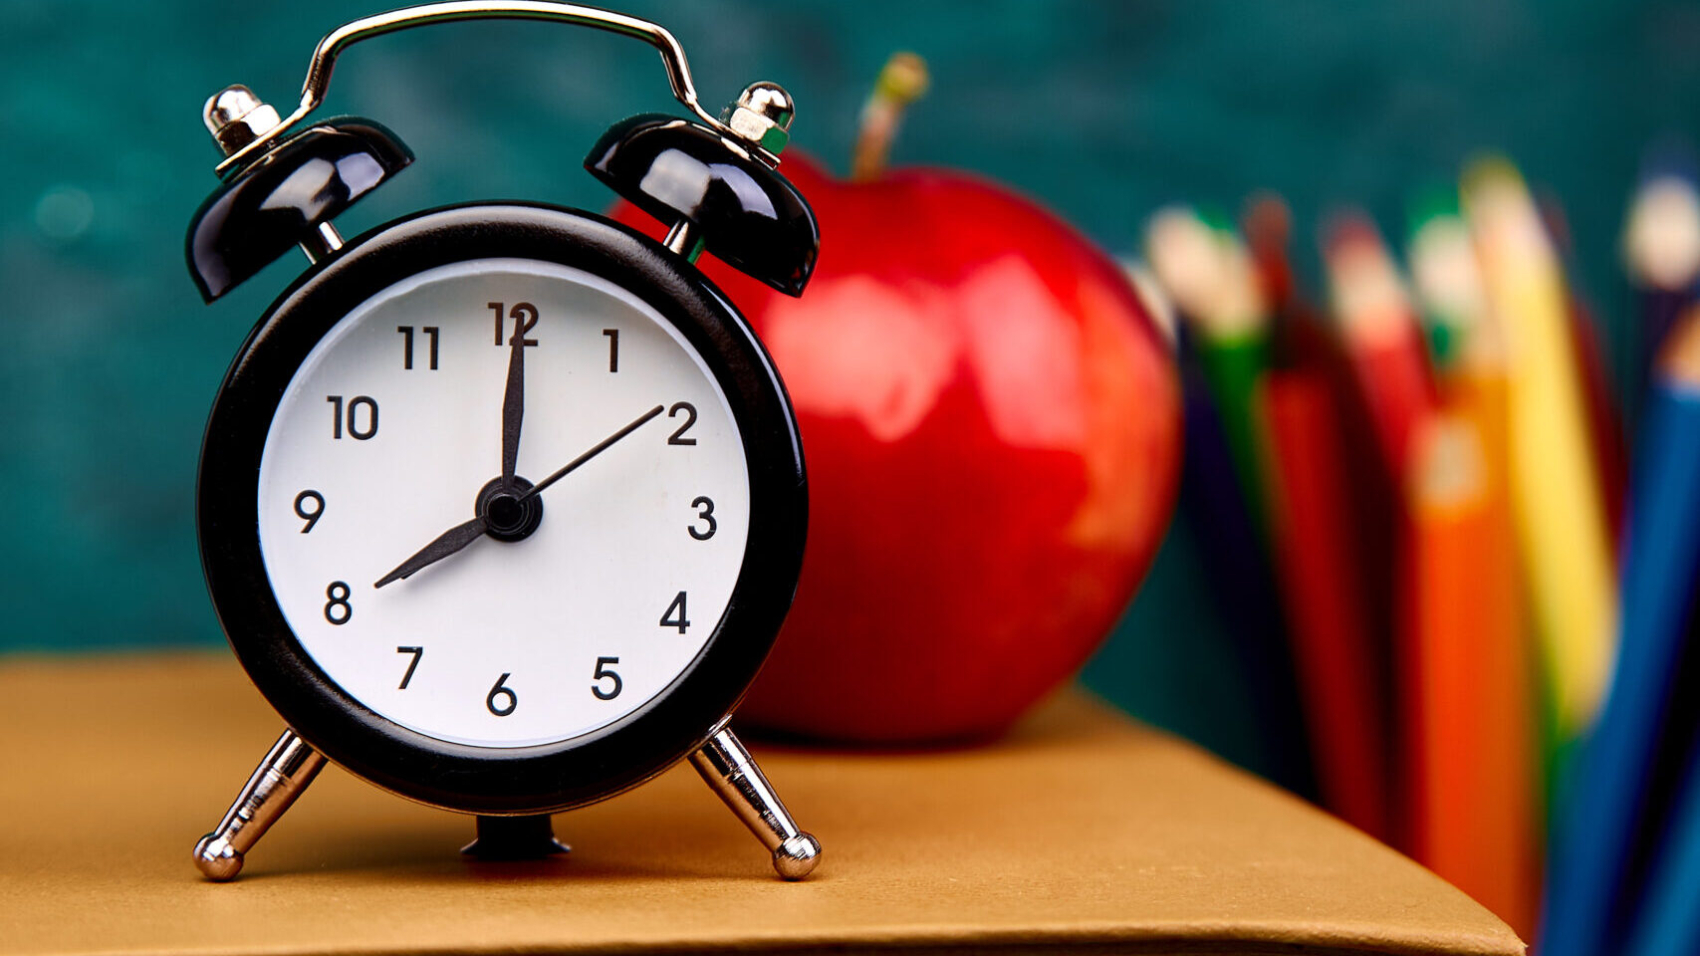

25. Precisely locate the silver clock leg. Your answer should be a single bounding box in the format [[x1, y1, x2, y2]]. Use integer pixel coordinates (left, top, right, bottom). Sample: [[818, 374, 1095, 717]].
[[690, 725, 821, 880], [192, 728, 326, 881]]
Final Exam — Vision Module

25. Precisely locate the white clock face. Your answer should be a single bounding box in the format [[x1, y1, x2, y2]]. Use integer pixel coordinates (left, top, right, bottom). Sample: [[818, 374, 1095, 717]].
[[256, 259, 750, 748]]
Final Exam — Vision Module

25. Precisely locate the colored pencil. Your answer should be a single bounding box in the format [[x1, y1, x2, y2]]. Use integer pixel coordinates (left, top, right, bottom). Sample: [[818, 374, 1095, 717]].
[[1178, 341, 1317, 794], [1237, 192, 1393, 839], [1317, 210, 1441, 851], [1321, 211, 1439, 481], [1539, 194, 1630, 548], [1404, 207, 1542, 932], [1244, 191, 1299, 316], [1147, 206, 1272, 533], [1461, 158, 1618, 793], [1404, 383, 1539, 938], [1566, 294, 1629, 547], [1549, 308, 1700, 956], [1147, 206, 1316, 796], [1624, 162, 1700, 410], [1260, 366, 1391, 841], [1630, 744, 1700, 956], [1409, 194, 1488, 384]]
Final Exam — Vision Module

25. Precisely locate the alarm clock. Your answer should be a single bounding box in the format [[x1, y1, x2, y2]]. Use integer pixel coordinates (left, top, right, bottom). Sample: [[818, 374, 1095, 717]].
[[184, 1, 822, 882]]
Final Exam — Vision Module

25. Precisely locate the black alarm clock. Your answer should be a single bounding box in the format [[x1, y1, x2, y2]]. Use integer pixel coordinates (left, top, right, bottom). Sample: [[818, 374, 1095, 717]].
[[185, 1, 821, 882]]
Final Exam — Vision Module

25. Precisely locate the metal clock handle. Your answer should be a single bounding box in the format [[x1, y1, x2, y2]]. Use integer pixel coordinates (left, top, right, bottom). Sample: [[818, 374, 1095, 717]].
[[691, 724, 822, 880], [214, 0, 741, 178], [192, 729, 325, 880]]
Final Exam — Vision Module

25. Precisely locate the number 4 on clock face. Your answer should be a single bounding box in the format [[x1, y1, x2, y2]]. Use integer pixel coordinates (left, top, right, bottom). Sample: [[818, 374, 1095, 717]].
[[661, 591, 690, 632]]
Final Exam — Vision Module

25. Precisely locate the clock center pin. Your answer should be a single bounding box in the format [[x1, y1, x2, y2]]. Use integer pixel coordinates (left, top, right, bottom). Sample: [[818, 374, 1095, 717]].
[[477, 476, 544, 542]]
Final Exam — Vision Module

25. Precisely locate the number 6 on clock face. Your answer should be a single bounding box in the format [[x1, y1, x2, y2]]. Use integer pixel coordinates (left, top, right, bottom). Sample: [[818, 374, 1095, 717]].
[[254, 257, 751, 749]]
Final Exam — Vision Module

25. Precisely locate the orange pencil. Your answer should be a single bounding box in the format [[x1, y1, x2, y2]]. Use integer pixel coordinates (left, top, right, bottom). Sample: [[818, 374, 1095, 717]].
[[1404, 363, 1540, 938], [1404, 206, 1541, 928]]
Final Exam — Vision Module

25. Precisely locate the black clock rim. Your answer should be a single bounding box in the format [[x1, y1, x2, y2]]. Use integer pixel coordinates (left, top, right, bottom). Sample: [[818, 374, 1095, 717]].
[[197, 203, 807, 815]]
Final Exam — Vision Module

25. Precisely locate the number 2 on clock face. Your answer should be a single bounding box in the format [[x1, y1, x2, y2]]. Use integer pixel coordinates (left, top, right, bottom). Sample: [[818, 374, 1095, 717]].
[[254, 259, 750, 749]]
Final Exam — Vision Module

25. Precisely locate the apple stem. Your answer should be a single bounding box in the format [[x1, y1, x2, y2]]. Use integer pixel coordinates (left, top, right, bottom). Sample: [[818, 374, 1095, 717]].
[[851, 52, 930, 182]]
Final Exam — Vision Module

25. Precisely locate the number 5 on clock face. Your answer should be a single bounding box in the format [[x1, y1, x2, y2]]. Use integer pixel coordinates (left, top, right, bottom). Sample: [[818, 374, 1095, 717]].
[[255, 259, 751, 749]]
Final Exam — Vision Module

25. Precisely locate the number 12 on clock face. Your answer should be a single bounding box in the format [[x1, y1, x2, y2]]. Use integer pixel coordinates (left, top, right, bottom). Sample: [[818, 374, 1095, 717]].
[[254, 259, 751, 749]]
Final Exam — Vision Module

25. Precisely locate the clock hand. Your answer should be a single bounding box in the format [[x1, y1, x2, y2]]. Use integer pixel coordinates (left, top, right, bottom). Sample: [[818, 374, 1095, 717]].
[[521, 404, 667, 501], [500, 316, 525, 489], [372, 515, 487, 589]]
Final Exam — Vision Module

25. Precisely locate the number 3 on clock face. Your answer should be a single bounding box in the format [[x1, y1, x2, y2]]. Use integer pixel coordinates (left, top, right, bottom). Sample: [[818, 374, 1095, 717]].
[[254, 258, 751, 749]]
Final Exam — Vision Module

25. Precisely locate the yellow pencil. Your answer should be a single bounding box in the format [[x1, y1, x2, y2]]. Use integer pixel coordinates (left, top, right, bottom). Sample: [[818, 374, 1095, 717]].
[[1460, 159, 1618, 788]]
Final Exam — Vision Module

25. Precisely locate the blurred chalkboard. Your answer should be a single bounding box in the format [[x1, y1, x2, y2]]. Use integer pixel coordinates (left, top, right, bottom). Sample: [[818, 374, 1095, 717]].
[[4, 0, 1698, 774]]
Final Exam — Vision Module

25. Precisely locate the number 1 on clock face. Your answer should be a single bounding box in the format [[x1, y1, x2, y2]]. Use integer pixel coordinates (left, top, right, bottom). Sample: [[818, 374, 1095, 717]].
[[255, 259, 751, 749]]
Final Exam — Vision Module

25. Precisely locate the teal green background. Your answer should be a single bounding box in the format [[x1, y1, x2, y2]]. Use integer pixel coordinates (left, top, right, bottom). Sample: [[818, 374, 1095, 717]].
[[4, 0, 1697, 776]]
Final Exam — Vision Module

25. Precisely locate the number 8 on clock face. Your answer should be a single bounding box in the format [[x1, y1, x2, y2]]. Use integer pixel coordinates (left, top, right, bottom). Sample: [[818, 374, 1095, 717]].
[[257, 258, 749, 748]]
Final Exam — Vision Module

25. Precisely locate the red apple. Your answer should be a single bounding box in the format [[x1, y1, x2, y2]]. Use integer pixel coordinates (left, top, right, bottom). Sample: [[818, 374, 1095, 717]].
[[614, 136, 1180, 745]]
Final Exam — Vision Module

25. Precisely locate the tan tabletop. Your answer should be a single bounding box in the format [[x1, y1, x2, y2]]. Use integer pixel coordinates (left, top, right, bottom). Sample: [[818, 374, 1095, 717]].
[[0, 654, 1522, 955]]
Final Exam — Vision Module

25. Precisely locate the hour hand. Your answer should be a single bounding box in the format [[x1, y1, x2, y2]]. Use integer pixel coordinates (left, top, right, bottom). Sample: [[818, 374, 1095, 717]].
[[374, 515, 488, 589]]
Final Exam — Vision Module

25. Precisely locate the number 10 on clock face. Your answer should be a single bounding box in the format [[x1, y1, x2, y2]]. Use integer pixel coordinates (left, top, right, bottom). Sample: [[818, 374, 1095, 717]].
[[255, 259, 751, 749]]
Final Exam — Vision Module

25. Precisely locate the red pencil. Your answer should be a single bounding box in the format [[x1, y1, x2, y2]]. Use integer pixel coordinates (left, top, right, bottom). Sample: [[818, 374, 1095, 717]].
[[1322, 212, 1440, 480], [1244, 195, 1394, 840], [1260, 367, 1392, 841]]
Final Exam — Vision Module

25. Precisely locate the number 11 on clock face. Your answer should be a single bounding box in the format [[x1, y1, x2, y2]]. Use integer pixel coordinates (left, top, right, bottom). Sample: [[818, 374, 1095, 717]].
[[254, 259, 752, 749]]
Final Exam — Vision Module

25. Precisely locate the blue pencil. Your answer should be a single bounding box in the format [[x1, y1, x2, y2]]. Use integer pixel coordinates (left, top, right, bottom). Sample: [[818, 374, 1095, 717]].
[[1544, 308, 1700, 955], [1629, 729, 1700, 956]]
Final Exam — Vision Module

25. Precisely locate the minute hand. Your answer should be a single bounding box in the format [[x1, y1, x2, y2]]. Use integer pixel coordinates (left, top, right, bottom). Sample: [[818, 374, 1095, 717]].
[[499, 313, 526, 489], [520, 404, 667, 502]]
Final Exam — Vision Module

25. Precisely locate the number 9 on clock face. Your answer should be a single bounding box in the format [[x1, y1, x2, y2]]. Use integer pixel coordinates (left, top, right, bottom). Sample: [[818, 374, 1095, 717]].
[[256, 258, 749, 748]]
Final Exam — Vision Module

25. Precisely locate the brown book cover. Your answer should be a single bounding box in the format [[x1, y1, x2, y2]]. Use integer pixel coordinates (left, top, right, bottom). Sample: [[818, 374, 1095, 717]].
[[0, 655, 1523, 955]]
